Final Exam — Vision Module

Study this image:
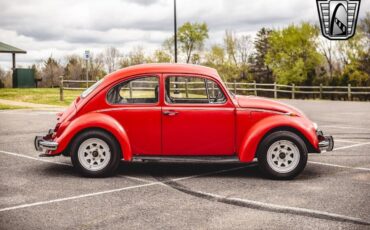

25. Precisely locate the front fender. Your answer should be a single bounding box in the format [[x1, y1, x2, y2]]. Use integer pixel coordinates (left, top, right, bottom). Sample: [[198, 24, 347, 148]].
[[238, 114, 318, 162], [52, 112, 132, 161]]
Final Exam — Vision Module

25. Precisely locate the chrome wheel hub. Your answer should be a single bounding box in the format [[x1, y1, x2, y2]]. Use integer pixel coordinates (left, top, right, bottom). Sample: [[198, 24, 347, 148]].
[[78, 138, 111, 171], [267, 140, 300, 173]]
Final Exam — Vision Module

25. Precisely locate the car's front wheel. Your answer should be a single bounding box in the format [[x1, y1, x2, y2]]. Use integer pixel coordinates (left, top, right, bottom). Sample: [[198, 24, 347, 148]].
[[71, 130, 121, 177], [257, 131, 308, 180]]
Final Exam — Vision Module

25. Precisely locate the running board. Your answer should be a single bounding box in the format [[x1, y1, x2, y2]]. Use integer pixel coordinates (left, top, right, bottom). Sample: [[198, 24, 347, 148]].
[[132, 156, 240, 163]]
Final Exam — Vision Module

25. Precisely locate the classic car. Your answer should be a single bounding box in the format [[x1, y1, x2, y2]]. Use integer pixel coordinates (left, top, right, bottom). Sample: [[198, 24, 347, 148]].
[[35, 64, 334, 179]]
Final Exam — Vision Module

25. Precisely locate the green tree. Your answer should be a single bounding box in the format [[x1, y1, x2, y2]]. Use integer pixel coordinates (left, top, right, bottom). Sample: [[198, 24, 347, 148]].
[[152, 49, 172, 63], [265, 23, 323, 85], [178, 22, 209, 63], [250, 28, 273, 83], [340, 12, 370, 86]]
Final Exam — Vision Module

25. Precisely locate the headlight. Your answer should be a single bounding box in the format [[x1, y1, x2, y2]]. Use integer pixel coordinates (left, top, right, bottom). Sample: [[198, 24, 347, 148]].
[[313, 122, 318, 130]]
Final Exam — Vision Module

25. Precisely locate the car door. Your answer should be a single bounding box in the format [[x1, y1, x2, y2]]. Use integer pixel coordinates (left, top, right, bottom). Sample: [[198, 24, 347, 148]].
[[105, 75, 161, 155], [162, 74, 235, 155]]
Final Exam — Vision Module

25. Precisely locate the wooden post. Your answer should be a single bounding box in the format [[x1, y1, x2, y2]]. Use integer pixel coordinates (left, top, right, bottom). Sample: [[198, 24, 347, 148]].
[[185, 79, 189, 98], [129, 81, 133, 98], [292, 83, 295, 99], [253, 80, 257, 96], [12, 53, 16, 70], [319, 83, 323, 99], [59, 76, 64, 101], [348, 83, 351, 101], [233, 79, 237, 94], [274, 82, 277, 99]]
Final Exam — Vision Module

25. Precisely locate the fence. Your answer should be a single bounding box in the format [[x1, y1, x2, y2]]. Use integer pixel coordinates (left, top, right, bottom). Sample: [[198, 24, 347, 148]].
[[59, 76, 370, 101]]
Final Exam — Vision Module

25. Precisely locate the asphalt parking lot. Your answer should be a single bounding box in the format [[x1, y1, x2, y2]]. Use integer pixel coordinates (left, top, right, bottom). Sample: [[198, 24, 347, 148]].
[[0, 99, 369, 229]]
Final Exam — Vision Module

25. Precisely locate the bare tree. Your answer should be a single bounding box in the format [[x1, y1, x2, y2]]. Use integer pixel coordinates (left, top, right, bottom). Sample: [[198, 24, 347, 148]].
[[90, 53, 106, 80], [103, 47, 121, 73], [317, 38, 337, 79], [64, 55, 83, 80], [41, 56, 64, 87]]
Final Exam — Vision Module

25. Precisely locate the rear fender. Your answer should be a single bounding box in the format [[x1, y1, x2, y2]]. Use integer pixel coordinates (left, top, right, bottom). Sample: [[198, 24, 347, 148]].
[[238, 115, 318, 162], [52, 112, 132, 161]]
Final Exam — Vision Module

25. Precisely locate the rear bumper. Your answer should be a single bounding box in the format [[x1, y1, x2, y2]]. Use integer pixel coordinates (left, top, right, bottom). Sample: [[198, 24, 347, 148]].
[[317, 130, 334, 152], [34, 129, 58, 152]]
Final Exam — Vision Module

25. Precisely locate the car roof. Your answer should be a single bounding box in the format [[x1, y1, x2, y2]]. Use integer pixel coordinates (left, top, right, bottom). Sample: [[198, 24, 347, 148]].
[[103, 63, 221, 85]]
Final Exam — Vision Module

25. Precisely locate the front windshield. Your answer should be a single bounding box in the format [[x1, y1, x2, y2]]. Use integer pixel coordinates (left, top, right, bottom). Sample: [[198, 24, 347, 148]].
[[81, 78, 104, 98]]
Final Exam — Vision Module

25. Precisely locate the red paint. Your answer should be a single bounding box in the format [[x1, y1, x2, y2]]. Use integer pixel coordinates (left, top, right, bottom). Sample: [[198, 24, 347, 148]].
[[46, 63, 321, 162]]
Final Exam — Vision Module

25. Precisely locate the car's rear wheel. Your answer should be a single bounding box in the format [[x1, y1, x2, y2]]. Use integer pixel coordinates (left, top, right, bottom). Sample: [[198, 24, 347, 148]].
[[257, 131, 307, 180], [71, 130, 121, 177]]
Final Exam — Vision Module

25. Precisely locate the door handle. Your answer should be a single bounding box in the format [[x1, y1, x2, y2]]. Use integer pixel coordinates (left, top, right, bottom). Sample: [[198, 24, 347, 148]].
[[163, 110, 179, 116]]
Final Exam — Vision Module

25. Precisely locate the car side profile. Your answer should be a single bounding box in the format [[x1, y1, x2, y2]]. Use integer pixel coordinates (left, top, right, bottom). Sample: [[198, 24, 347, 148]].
[[35, 64, 334, 179]]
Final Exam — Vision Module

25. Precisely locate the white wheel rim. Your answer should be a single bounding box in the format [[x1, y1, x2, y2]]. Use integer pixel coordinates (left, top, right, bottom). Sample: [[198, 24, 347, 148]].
[[266, 140, 300, 173], [77, 138, 111, 171]]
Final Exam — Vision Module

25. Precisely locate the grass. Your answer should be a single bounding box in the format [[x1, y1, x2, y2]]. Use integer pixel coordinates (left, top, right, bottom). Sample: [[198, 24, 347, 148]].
[[0, 88, 82, 106], [0, 103, 29, 110]]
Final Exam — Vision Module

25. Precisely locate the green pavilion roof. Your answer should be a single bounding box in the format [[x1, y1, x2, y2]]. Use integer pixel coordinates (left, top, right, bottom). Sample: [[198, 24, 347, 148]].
[[0, 42, 26, 54]]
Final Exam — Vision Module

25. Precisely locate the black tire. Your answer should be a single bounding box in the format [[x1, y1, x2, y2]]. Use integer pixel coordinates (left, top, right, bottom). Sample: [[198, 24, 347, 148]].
[[257, 131, 308, 180], [70, 129, 121, 177]]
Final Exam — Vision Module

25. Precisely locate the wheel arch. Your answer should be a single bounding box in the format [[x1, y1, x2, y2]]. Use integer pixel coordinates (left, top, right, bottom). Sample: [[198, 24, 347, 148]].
[[255, 126, 317, 158], [238, 115, 319, 162], [53, 112, 132, 161]]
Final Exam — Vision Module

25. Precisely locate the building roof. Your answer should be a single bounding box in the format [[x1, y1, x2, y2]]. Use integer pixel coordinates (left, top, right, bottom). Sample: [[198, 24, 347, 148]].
[[0, 42, 26, 54]]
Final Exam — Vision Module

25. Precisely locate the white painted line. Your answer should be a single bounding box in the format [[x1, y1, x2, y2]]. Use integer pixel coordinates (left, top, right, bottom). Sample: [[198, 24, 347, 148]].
[[0, 150, 71, 166], [335, 139, 362, 144], [122, 175, 155, 184], [320, 125, 370, 131], [333, 142, 370, 151], [0, 165, 249, 212], [308, 161, 370, 171]]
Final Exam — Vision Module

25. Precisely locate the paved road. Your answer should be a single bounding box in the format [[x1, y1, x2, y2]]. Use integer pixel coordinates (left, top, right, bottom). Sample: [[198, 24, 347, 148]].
[[0, 100, 369, 229]]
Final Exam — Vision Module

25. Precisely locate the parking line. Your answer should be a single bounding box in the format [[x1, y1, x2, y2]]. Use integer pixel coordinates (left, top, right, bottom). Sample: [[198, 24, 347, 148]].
[[335, 139, 362, 144], [333, 142, 370, 151], [0, 150, 71, 166], [0, 165, 249, 212], [308, 161, 370, 171], [320, 125, 370, 131]]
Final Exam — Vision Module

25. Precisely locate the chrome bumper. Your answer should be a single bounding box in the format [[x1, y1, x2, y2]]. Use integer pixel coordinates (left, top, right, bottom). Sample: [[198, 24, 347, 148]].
[[34, 129, 58, 151], [317, 130, 334, 152]]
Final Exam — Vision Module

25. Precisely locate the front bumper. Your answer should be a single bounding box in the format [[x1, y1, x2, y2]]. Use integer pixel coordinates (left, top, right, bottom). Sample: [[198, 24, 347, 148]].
[[34, 129, 58, 152], [317, 130, 334, 152]]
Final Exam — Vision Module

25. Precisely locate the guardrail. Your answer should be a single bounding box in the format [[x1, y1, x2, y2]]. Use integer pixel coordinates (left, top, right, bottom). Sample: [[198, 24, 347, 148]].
[[59, 76, 370, 101]]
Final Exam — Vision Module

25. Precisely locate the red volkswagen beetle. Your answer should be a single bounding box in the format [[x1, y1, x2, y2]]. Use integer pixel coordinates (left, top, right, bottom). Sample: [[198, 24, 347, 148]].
[[35, 64, 333, 179]]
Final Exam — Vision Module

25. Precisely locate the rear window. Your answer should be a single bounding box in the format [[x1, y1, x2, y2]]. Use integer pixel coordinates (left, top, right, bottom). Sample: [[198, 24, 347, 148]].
[[81, 78, 104, 98]]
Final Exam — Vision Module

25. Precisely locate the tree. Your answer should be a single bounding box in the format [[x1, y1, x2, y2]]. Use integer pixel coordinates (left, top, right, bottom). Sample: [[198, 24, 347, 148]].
[[178, 22, 209, 63], [221, 31, 253, 80], [120, 46, 147, 68], [42, 56, 63, 87], [265, 23, 323, 85], [152, 49, 172, 63], [89, 53, 106, 80], [340, 12, 370, 86], [250, 28, 273, 83], [103, 47, 121, 73], [64, 55, 83, 80]]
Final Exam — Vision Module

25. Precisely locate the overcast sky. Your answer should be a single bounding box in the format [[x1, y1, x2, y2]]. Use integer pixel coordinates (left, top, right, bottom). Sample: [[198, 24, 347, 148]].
[[0, 0, 369, 70]]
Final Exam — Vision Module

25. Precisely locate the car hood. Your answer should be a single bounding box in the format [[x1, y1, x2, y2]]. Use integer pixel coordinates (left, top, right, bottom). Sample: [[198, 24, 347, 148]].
[[236, 95, 304, 116]]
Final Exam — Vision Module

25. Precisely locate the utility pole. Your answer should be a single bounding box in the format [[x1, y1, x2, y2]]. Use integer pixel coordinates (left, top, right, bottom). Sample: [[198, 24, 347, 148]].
[[174, 0, 177, 63]]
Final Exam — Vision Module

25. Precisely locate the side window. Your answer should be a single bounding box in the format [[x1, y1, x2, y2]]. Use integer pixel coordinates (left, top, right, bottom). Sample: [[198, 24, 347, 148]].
[[165, 76, 226, 104], [107, 76, 159, 104]]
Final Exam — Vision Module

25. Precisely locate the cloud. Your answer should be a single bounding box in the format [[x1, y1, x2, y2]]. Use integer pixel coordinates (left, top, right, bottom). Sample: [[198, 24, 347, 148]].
[[0, 0, 369, 69]]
